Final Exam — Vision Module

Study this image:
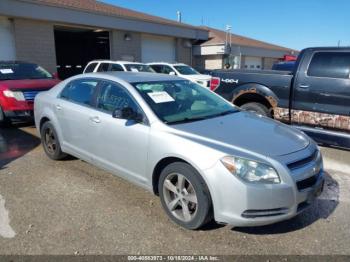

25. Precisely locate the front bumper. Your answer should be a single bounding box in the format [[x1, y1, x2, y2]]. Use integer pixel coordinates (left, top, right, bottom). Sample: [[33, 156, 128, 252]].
[[203, 151, 324, 227], [4, 109, 34, 120]]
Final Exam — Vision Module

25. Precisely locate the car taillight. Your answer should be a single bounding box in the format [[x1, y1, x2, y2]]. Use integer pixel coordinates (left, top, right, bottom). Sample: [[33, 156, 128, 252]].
[[210, 77, 220, 91]]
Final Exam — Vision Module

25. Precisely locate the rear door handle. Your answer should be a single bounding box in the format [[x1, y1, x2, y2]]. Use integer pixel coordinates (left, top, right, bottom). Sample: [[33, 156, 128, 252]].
[[89, 116, 101, 123], [55, 104, 62, 110]]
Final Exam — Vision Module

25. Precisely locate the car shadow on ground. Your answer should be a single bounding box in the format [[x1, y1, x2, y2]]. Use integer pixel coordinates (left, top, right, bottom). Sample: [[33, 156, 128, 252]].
[[0, 123, 41, 170], [231, 172, 339, 235]]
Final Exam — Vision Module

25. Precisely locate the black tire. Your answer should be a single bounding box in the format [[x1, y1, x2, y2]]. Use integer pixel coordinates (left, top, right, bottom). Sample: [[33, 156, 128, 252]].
[[158, 162, 212, 230], [0, 107, 11, 127], [240, 102, 271, 117], [40, 121, 67, 160]]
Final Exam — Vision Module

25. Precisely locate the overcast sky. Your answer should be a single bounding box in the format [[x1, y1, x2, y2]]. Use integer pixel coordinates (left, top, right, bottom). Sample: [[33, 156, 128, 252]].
[[101, 0, 350, 51]]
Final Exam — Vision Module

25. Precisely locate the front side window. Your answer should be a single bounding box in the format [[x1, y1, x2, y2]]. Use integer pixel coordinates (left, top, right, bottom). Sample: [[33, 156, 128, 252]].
[[307, 52, 350, 79], [173, 65, 199, 75], [149, 65, 162, 73], [84, 63, 97, 73], [161, 65, 176, 74], [0, 63, 52, 80], [97, 63, 110, 72], [110, 64, 124, 72], [96, 81, 141, 114], [133, 80, 238, 124], [60, 79, 99, 106], [124, 64, 155, 73]]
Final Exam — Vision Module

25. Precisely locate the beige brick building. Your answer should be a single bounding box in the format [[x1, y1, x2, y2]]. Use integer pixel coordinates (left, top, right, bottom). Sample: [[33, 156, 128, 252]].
[[193, 27, 298, 71], [0, 0, 208, 78]]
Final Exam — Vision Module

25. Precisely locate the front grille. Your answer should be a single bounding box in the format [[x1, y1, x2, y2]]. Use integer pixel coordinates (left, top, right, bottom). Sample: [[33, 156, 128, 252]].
[[287, 150, 318, 170], [296, 172, 320, 190], [241, 208, 289, 218], [22, 90, 41, 101]]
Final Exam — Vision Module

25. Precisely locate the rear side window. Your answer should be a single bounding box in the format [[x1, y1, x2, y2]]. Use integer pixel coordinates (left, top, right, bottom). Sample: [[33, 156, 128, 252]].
[[60, 79, 99, 106], [97, 63, 110, 72], [110, 64, 124, 72], [84, 63, 97, 73], [307, 52, 350, 79]]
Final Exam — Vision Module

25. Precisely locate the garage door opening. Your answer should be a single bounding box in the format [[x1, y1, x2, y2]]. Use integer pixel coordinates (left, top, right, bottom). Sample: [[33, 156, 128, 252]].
[[54, 26, 110, 79]]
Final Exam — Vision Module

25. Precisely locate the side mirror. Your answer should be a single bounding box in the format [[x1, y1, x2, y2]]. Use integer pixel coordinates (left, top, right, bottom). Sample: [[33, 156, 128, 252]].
[[112, 107, 143, 123], [169, 71, 176, 76]]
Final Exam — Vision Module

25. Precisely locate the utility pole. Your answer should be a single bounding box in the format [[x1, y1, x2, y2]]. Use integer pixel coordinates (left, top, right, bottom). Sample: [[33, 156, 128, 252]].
[[177, 11, 182, 23]]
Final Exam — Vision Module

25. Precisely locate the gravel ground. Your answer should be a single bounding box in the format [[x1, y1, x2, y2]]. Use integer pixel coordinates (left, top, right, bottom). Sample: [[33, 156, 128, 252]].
[[0, 125, 349, 255]]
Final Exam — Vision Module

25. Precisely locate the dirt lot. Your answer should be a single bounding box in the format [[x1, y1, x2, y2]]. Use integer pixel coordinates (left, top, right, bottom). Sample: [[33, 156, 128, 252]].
[[0, 125, 350, 255]]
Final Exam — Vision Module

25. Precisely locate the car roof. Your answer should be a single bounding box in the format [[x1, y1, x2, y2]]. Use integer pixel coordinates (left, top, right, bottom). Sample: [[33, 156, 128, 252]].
[[92, 71, 183, 83], [88, 60, 146, 65], [148, 62, 186, 66]]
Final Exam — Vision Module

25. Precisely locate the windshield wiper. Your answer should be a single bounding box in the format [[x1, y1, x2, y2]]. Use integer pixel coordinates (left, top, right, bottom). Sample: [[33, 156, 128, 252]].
[[167, 110, 238, 125], [166, 116, 208, 125]]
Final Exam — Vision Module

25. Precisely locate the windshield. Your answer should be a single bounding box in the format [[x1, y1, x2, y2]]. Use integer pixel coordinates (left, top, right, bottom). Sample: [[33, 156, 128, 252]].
[[124, 64, 155, 73], [133, 80, 238, 124], [174, 65, 199, 75], [0, 63, 53, 81]]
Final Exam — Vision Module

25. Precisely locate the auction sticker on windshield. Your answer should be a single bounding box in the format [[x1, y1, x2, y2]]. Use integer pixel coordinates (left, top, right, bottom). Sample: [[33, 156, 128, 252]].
[[147, 91, 175, 103], [0, 69, 14, 74]]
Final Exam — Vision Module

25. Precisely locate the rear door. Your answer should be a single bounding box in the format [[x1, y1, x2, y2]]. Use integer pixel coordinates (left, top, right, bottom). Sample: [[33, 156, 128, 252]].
[[292, 50, 350, 133], [56, 78, 101, 159]]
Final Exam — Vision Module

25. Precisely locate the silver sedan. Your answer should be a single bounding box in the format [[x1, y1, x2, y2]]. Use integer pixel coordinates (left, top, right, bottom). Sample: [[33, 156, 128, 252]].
[[34, 72, 324, 229]]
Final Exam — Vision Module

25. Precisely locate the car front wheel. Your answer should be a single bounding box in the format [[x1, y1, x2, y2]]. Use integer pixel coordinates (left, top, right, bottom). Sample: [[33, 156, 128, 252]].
[[41, 121, 67, 160], [158, 162, 212, 230]]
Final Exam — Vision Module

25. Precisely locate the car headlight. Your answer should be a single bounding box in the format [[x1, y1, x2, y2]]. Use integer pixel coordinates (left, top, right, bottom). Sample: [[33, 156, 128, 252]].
[[3, 90, 25, 101], [221, 156, 280, 184]]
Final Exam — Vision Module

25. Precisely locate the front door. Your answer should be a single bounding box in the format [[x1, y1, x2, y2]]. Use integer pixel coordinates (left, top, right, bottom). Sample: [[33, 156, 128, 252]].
[[91, 80, 150, 185], [292, 51, 350, 133]]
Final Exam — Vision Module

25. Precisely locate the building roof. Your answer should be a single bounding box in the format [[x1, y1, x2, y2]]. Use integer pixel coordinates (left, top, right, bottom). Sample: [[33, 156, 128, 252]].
[[22, 0, 202, 30], [201, 26, 296, 52]]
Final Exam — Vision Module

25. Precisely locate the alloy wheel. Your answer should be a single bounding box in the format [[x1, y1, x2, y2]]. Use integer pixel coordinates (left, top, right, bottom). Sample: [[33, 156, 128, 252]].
[[162, 173, 198, 222], [44, 127, 57, 154]]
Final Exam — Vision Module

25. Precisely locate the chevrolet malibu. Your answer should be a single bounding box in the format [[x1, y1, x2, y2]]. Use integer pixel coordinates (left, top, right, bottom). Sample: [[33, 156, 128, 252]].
[[34, 72, 324, 230]]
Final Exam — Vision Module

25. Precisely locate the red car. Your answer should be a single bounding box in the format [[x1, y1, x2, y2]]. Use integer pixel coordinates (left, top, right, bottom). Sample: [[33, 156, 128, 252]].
[[0, 61, 60, 126]]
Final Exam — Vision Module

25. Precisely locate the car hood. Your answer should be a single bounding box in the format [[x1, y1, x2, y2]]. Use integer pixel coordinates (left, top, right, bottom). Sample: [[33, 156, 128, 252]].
[[182, 74, 211, 81], [0, 79, 60, 91], [168, 112, 309, 157]]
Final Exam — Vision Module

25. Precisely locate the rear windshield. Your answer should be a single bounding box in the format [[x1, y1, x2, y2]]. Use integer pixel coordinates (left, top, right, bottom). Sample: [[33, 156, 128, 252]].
[[124, 64, 155, 73], [0, 63, 53, 81]]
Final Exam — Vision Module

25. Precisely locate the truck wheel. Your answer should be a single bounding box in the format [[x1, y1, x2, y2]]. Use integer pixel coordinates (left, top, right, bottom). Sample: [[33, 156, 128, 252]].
[[0, 107, 11, 127], [240, 102, 271, 117]]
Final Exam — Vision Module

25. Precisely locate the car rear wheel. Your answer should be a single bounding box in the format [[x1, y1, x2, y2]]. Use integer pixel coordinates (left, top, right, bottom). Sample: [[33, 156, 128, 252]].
[[0, 107, 11, 127], [158, 162, 212, 230], [41, 121, 67, 160], [240, 102, 271, 117]]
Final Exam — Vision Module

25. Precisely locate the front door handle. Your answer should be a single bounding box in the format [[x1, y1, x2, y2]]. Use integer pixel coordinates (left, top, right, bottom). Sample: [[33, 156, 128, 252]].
[[89, 116, 101, 123], [55, 104, 62, 110], [297, 84, 310, 91]]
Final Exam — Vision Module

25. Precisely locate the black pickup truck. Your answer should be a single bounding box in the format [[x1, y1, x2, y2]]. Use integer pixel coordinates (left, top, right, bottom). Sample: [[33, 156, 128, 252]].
[[210, 47, 350, 149]]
